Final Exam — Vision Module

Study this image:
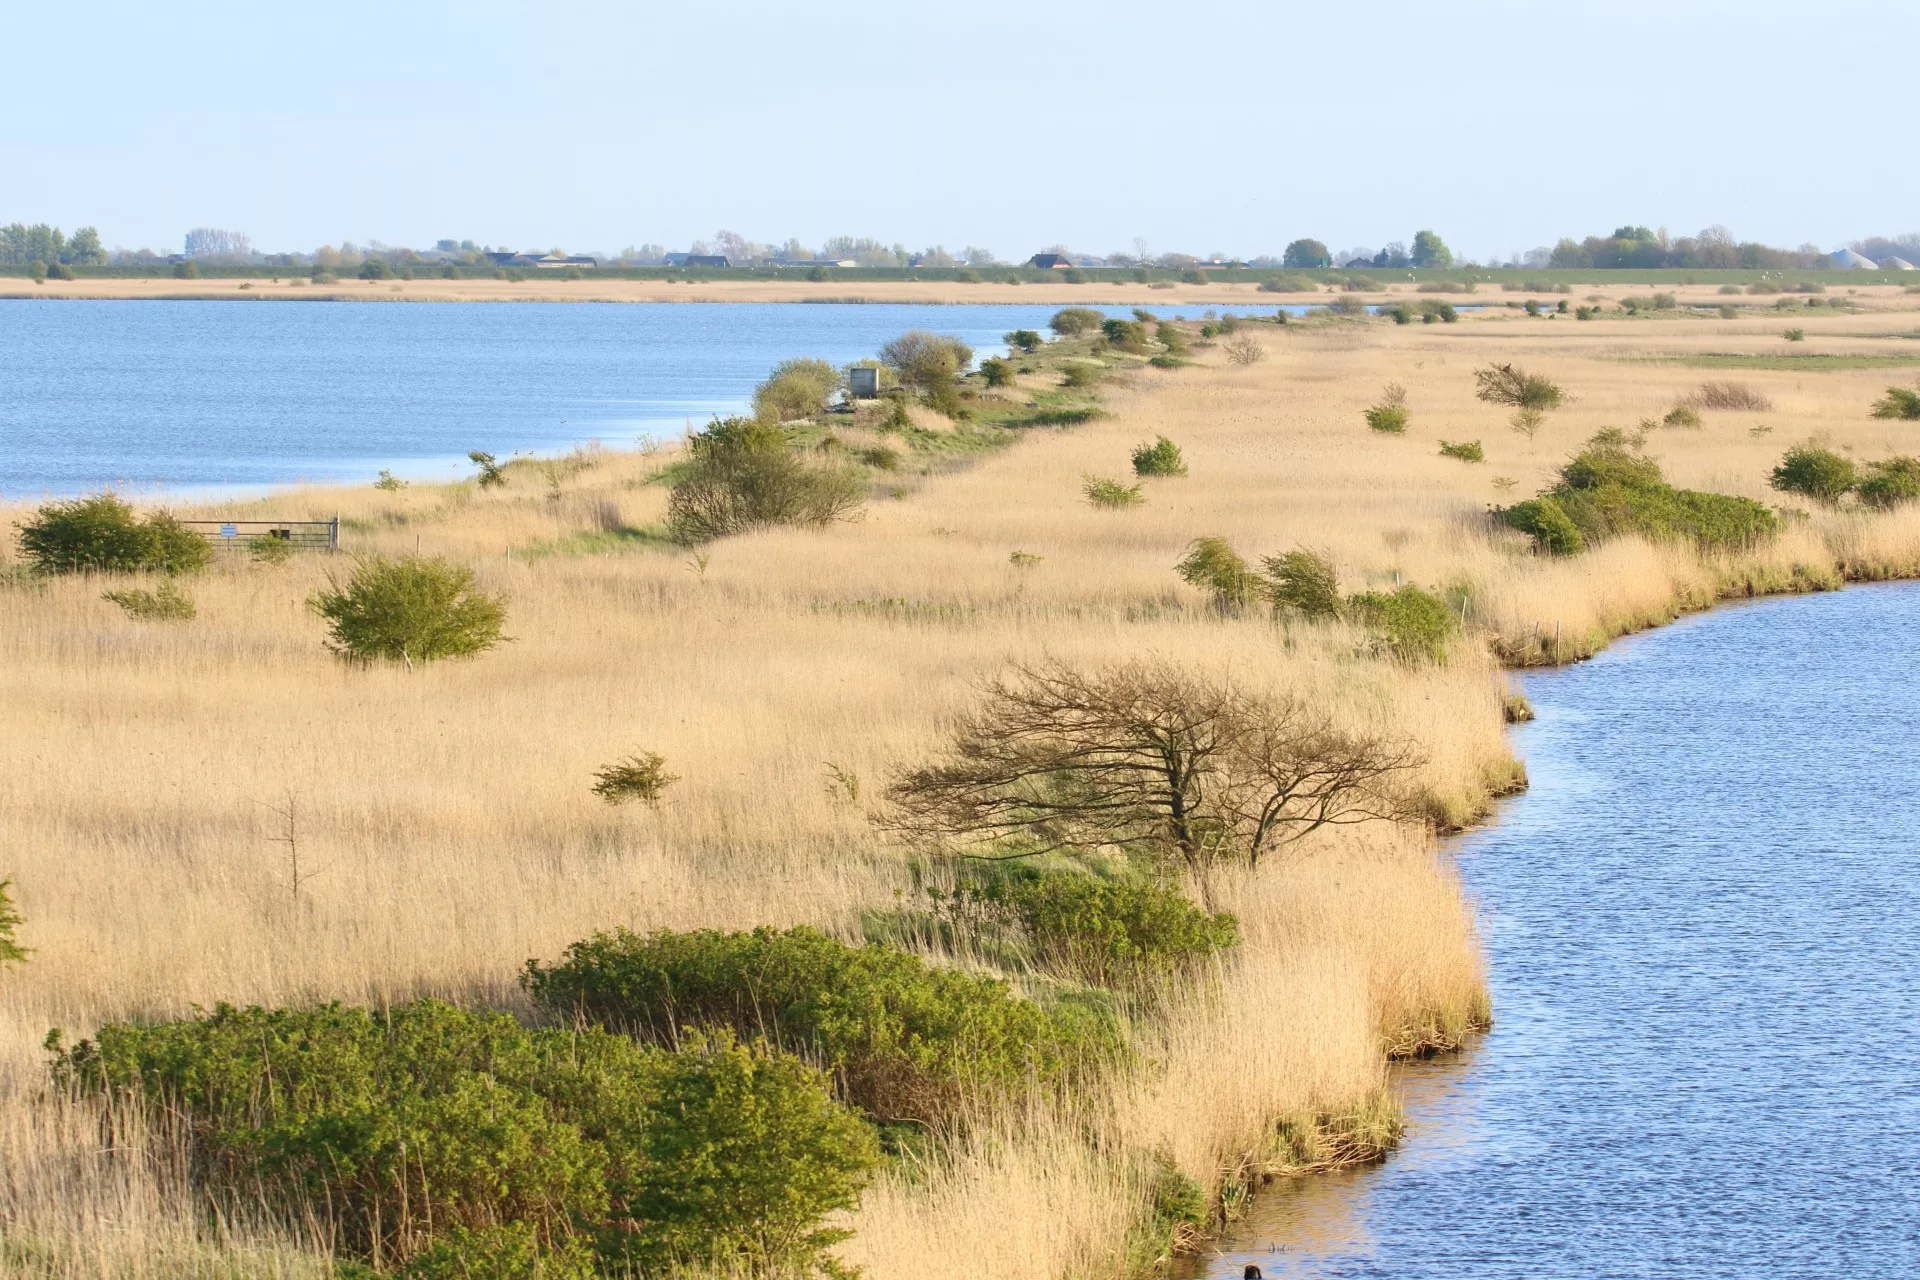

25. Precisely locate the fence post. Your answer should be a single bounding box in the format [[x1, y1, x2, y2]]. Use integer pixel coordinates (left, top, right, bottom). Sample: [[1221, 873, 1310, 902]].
[[329, 516, 339, 552]]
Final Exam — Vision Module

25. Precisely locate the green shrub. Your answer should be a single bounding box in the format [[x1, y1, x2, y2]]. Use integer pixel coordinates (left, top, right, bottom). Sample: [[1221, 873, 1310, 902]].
[[1061, 362, 1100, 389], [751, 357, 839, 423], [524, 926, 1117, 1125], [1131, 436, 1188, 477], [53, 1001, 875, 1277], [1784, 327, 1805, 342], [468, 450, 506, 488], [1438, 439, 1484, 462], [399, 1225, 595, 1280], [1155, 323, 1188, 355], [1364, 383, 1409, 433], [1719, 305, 1738, 319], [1870, 385, 1920, 420], [1856, 456, 1920, 509], [1499, 496, 1587, 555], [931, 870, 1239, 990], [1004, 329, 1043, 352], [47, 262, 74, 281], [1025, 407, 1102, 426], [172, 259, 199, 279], [1175, 535, 1256, 607], [309, 556, 506, 667], [666, 417, 866, 543], [1473, 363, 1563, 412], [17, 494, 210, 576], [247, 533, 296, 565], [980, 356, 1015, 387], [855, 444, 900, 470], [1261, 547, 1340, 618], [878, 332, 974, 400], [1770, 446, 1857, 504], [591, 751, 678, 807], [1663, 405, 1703, 429], [1345, 585, 1456, 663], [1101, 318, 1150, 352], [0, 880, 26, 968], [1049, 308, 1105, 336], [1084, 476, 1145, 508], [103, 581, 196, 621]]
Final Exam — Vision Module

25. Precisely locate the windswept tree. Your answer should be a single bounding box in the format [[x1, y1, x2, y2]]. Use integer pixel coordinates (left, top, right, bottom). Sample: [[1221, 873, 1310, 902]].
[[882, 660, 1419, 880], [878, 331, 974, 397], [666, 417, 865, 543]]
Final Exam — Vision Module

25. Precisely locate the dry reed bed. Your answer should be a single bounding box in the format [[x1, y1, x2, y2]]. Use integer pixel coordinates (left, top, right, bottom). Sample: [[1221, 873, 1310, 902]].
[[3, 304, 1919, 1276]]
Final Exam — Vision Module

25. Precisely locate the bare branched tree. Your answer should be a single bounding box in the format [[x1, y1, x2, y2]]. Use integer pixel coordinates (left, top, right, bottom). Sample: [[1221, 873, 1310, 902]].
[[882, 660, 1420, 878]]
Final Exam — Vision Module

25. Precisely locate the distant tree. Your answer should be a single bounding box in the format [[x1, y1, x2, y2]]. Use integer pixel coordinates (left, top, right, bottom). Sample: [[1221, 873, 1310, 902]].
[[1410, 230, 1453, 269], [1282, 239, 1331, 269], [879, 331, 974, 393], [184, 228, 251, 259], [469, 451, 506, 488], [752, 358, 839, 423], [64, 227, 105, 265]]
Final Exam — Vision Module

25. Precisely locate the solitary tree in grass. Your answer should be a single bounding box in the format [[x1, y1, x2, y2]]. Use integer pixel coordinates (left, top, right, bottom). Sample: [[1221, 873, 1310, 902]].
[[308, 555, 507, 667]]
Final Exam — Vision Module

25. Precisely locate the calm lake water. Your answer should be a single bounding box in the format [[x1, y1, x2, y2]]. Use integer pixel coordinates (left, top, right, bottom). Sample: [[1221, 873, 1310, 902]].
[[1196, 582, 1920, 1278], [0, 300, 1171, 496]]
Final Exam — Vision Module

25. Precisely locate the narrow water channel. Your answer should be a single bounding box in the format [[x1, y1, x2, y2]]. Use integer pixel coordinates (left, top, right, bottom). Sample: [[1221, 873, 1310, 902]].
[[1197, 581, 1920, 1278]]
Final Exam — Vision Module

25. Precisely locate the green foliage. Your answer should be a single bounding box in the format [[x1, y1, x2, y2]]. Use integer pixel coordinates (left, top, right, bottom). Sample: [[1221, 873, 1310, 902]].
[[1410, 230, 1452, 269], [979, 356, 1015, 387], [52, 1001, 875, 1277], [1101, 318, 1150, 352], [1175, 536, 1256, 607], [1501, 436, 1776, 553], [16, 494, 210, 576], [752, 357, 839, 424], [1004, 329, 1043, 353], [1083, 476, 1146, 508], [1261, 547, 1341, 619], [1499, 496, 1587, 555], [1049, 307, 1106, 336], [172, 259, 199, 279], [1870, 385, 1920, 420], [591, 751, 678, 807], [524, 926, 1117, 1126], [930, 869, 1239, 990], [1784, 327, 1806, 342], [1061, 362, 1100, 389], [1855, 456, 1920, 509], [468, 450, 506, 488], [879, 331, 973, 405], [1438, 439, 1484, 462], [375, 468, 406, 491], [308, 556, 507, 667], [1130, 436, 1187, 477], [247, 533, 296, 565], [102, 581, 196, 621], [1663, 405, 1703, 429], [1364, 382, 1410, 434], [665, 417, 866, 544], [1345, 585, 1456, 663], [1770, 446, 1857, 504], [1473, 363, 1564, 412], [0, 880, 27, 968], [854, 444, 899, 471], [1155, 322, 1189, 356], [1282, 239, 1331, 269]]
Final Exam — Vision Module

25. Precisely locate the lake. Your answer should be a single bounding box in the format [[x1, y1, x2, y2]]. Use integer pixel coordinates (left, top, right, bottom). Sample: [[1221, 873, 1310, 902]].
[[0, 300, 1177, 497], [1194, 582, 1920, 1278]]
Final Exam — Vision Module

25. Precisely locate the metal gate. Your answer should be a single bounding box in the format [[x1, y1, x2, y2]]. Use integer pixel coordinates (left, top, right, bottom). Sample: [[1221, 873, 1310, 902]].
[[179, 518, 339, 552]]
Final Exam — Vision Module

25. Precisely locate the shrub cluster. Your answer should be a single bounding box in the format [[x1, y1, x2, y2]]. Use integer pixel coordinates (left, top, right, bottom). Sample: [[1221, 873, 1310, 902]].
[[17, 494, 210, 576], [1345, 585, 1458, 663], [751, 357, 839, 424], [1049, 308, 1105, 336], [1770, 446, 1920, 508], [1084, 476, 1146, 508], [1498, 433, 1776, 556], [52, 1001, 877, 1277], [103, 581, 196, 621], [1130, 436, 1188, 477], [309, 556, 507, 666], [524, 926, 1119, 1127], [1871, 384, 1920, 420], [1438, 439, 1484, 462], [1101, 317, 1150, 352], [666, 417, 866, 544]]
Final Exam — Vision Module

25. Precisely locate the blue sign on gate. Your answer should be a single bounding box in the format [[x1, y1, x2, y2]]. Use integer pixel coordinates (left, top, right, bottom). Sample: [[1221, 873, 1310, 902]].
[[219, 524, 238, 538]]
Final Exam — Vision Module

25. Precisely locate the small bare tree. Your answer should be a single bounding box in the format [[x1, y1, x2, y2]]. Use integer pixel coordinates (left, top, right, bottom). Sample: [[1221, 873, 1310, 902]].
[[882, 660, 1419, 880], [1221, 333, 1265, 366]]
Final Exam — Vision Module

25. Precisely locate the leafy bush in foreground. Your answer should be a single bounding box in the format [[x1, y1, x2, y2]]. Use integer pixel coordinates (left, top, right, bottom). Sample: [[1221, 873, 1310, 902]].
[[309, 556, 506, 667], [52, 1001, 876, 1277], [1769, 446, 1857, 504], [1856, 456, 1920, 509], [1499, 435, 1775, 555], [1131, 436, 1188, 477], [666, 416, 866, 543], [1262, 547, 1341, 619], [525, 926, 1117, 1127], [1175, 535, 1257, 607], [1346, 585, 1457, 663], [17, 493, 210, 576]]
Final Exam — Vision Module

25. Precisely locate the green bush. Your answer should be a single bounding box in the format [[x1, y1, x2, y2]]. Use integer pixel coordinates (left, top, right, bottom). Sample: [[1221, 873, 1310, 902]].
[[591, 751, 678, 807], [172, 259, 199, 279], [1473, 363, 1563, 412], [1101, 318, 1150, 352], [399, 1225, 595, 1280], [524, 926, 1117, 1126], [1784, 327, 1805, 342], [1501, 436, 1775, 553], [1770, 446, 1857, 504], [53, 1001, 875, 1277], [47, 262, 75, 281], [1131, 436, 1188, 477], [751, 357, 839, 423], [1084, 476, 1145, 508], [309, 556, 507, 667], [0, 879, 26, 968], [1870, 385, 1920, 420], [878, 331, 973, 398], [1855, 456, 1920, 509], [1345, 585, 1456, 663], [1048, 307, 1105, 336], [979, 356, 1015, 387], [248, 533, 296, 565], [1663, 405, 1703, 429], [1004, 329, 1043, 353], [1175, 536, 1256, 607], [103, 581, 196, 621], [1499, 496, 1587, 555], [665, 417, 866, 543], [1061, 362, 1100, 389], [468, 450, 506, 488], [1261, 547, 1340, 618], [1438, 439, 1484, 462], [1364, 382, 1409, 434], [930, 870, 1238, 990], [16, 494, 210, 576]]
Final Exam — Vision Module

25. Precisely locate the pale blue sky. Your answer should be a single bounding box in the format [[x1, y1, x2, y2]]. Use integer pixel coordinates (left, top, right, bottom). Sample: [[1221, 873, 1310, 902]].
[[6, 0, 1915, 262]]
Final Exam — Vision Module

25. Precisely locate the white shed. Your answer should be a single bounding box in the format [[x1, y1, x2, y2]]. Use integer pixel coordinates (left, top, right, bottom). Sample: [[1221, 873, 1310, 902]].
[[1827, 248, 1879, 269]]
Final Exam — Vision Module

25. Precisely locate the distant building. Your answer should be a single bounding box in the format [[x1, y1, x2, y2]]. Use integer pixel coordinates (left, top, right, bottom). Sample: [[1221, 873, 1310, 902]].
[[847, 367, 881, 399], [678, 255, 730, 268], [484, 251, 594, 269], [1827, 248, 1878, 270], [1026, 253, 1074, 269], [1880, 256, 1917, 271]]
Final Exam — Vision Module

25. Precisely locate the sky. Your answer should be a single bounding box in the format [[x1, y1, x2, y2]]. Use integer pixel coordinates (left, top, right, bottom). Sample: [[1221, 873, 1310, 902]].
[[6, 0, 1917, 264]]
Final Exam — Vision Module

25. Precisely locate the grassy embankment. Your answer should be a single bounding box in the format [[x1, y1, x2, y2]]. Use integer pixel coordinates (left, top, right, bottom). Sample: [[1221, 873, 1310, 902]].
[[4, 301, 1920, 1277]]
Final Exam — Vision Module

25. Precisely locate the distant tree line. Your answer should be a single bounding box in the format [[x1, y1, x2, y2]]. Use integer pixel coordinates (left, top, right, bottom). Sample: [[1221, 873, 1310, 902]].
[[0, 224, 105, 266], [1547, 225, 1816, 270]]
